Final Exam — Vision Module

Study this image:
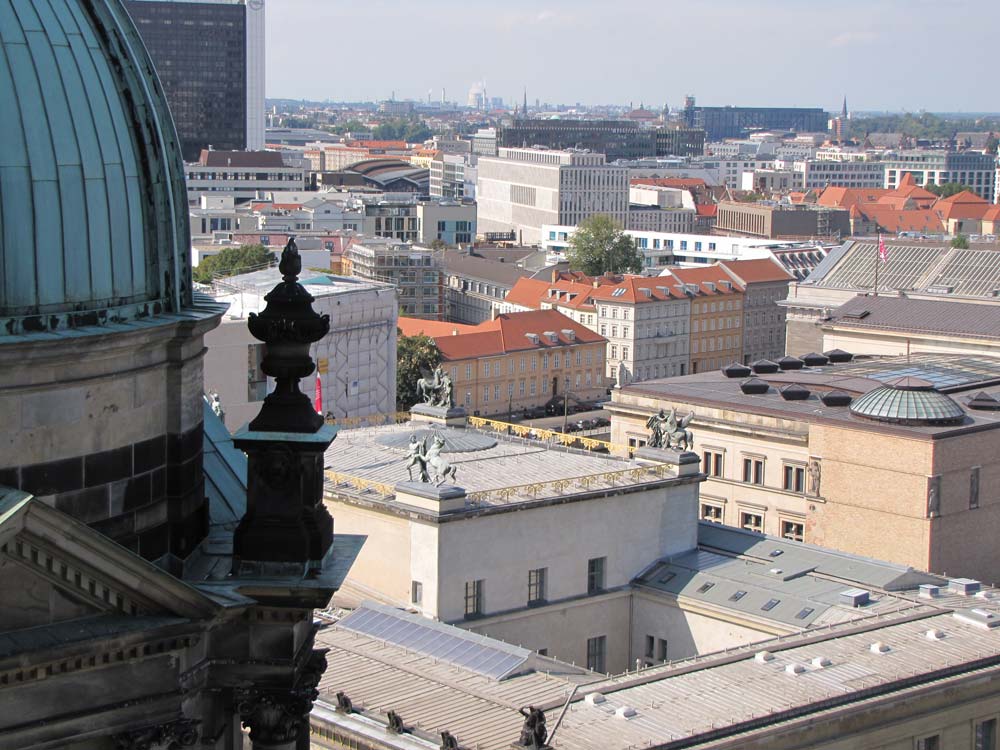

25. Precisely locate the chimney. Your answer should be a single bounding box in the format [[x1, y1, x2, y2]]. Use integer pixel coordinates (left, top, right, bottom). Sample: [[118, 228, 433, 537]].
[[551, 268, 558, 282]]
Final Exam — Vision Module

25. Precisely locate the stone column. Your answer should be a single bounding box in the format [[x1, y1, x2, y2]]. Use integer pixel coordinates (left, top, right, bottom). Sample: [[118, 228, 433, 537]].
[[235, 650, 327, 750]]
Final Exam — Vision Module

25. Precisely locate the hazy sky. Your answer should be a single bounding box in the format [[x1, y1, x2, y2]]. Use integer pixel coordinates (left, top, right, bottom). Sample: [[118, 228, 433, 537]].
[[266, 0, 997, 112]]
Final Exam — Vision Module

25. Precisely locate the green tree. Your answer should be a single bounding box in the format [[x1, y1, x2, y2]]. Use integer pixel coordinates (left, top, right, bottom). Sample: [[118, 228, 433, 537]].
[[396, 333, 441, 410], [193, 245, 275, 284], [567, 215, 644, 276], [985, 133, 999, 156], [926, 182, 974, 198], [951, 234, 970, 249]]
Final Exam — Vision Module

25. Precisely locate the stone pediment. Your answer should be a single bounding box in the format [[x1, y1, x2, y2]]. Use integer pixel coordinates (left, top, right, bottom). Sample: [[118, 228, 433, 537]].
[[0, 488, 222, 632]]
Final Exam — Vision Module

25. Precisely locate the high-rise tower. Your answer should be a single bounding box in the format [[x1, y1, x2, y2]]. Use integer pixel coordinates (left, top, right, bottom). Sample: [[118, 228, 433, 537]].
[[124, 0, 266, 160]]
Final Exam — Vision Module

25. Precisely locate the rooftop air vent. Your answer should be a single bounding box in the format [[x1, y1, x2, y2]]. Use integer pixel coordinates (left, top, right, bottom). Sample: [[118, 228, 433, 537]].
[[780, 384, 810, 401], [722, 363, 752, 378], [754, 651, 775, 663], [615, 706, 637, 719], [840, 588, 870, 607], [740, 378, 770, 395], [870, 641, 890, 654], [751, 359, 779, 374], [919, 584, 940, 599], [811, 656, 831, 668], [820, 390, 852, 407], [824, 348, 853, 363], [950, 578, 981, 596], [842, 309, 870, 320], [585, 692, 606, 705], [968, 392, 1000, 411], [785, 663, 806, 675], [801, 352, 829, 367], [925, 629, 945, 640], [777, 356, 804, 371], [954, 608, 1000, 629]]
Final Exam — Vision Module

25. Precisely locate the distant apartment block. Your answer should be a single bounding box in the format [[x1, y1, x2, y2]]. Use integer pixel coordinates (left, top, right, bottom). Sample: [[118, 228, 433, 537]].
[[682, 100, 828, 140], [344, 239, 445, 320], [184, 150, 307, 202], [883, 150, 996, 202], [125, 0, 265, 159], [477, 147, 629, 245], [715, 201, 850, 239], [360, 200, 476, 245]]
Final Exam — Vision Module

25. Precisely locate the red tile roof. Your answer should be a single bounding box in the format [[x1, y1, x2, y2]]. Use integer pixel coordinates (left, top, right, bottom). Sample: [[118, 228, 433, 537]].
[[718, 258, 794, 284], [665, 266, 744, 295], [934, 190, 992, 221], [403, 310, 605, 361], [631, 177, 707, 189], [854, 205, 944, 234], [696, 204, 718, 217]]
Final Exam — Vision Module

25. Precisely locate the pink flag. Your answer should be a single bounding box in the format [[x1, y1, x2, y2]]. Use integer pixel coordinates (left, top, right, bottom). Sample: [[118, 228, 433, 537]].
[[878, 234, 888, 265], [314, 370, 323, 415]]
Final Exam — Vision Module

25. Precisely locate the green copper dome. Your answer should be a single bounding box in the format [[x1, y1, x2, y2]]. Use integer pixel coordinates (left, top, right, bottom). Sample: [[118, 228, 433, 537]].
[[0, 0, 191, 335], [849, 377, 966, 426]]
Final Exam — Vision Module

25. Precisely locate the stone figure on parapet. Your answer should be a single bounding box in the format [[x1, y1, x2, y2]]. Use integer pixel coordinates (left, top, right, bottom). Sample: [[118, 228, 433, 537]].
[[646, 407, 694, 450], [405, 433, 458, 486], [405, 434, 431, 483], [516, 706, 548, 749], [209, 392, 225, 421], [417, 366, 454, 408]]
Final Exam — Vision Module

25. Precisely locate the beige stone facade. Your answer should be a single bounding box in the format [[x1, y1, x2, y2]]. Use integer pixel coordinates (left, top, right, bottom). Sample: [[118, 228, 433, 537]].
[[609, 360, 1000, 581]]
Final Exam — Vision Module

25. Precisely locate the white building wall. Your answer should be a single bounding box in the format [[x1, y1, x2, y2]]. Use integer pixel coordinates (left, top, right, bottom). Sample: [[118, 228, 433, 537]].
[[203, 283, 398, 430], [245, 0, 265, 151]]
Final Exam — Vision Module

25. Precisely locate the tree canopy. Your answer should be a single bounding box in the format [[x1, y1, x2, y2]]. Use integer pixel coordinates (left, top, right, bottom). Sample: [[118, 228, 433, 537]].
[[373, 118, 434, 143], [951, 234, 970, 249], [193, 245, 275, 284], [396, 333, 441, 410], [567, 215, 644, 276], [925, 182, 974, 198]]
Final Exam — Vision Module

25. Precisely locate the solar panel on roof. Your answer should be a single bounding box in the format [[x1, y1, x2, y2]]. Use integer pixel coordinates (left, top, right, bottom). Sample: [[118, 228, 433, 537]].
[[338, 602, 531, 680]]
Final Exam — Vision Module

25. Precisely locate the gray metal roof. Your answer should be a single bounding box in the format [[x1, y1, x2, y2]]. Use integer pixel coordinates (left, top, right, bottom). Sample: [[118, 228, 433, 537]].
[[0, 0, 192, 335], [339, 602, 532, 681], [826, 295, 1000, 342]]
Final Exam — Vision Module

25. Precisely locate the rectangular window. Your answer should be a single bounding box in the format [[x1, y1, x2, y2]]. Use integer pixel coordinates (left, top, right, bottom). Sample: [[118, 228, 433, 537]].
[[657, 638, 668, 662], [742, 457, 764, 485], [464, 579, 483, 618], [528, 567, 547, 605], [411, 580, 423, 605], [741, 511, 763, 533], [586, 635, 607, 673], [587, 557, 606, 594], [781, 520, 805, 542], [702, 451, 723, 477], [247, 343, 267, 401], [644, 635, 654, 659], [975, 719, 997, 750], [915, 736, 940, 750], [783, 465, 805, 493], [971, 466, 981, 509], [701, 503, 723, 523]]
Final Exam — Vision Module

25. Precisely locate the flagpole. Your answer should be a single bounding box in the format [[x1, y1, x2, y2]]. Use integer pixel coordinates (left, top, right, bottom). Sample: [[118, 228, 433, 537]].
[[874, 233, 880, 296]]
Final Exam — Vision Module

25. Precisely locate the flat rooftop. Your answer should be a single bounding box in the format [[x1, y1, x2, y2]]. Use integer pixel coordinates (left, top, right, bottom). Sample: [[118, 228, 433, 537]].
[[313, 525, 1000, 750], [617, 353, 1000, 438], [323, 422, 682, 514]]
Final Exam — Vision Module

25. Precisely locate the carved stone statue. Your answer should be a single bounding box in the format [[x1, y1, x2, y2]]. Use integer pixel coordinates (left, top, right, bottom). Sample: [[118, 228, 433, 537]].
[[417, 366, 453, 408], [209, 391, 225, 421], [646, 408, 693, 450], [387, 710, 405, 734], [335, 691, 353, 713], [405, 433, 458, 485], [927, 476, 941, 518], [440, 730, 460, 750], [405, 434, 430, 482], [808, 460, 821, 496], [516, 706, 548, 749]]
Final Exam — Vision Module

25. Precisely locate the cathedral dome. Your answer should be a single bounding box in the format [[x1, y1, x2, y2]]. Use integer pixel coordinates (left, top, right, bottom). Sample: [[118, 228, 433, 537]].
[[0, 0, 191, 336]]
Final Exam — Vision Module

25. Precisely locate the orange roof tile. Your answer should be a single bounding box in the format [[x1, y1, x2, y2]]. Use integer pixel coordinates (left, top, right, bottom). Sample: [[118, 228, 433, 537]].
[[665, 266, 744, 295], [397, 318, 479, 338], [717, 258, 793, 284], [412, 310, 606, 361], [854, 205, 945, 234]]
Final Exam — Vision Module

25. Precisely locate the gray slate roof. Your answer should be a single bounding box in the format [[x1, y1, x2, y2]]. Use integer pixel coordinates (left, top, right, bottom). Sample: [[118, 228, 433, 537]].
[[826, 295, 1000, 341]]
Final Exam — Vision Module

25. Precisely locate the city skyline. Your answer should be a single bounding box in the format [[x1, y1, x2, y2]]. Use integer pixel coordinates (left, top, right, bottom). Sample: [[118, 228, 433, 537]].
[[266, 0, 998, 112]]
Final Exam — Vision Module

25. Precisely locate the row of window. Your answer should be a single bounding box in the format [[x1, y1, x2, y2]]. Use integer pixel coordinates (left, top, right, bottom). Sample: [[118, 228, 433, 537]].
[[476, 372, 600, 402], [700, 503, 804, 542], [475, 350, 594, 378], [692, 317, 741, 333], [443, 557, 609, 620], [914, 716, 997, 750], [702, 450, 808, 493]]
